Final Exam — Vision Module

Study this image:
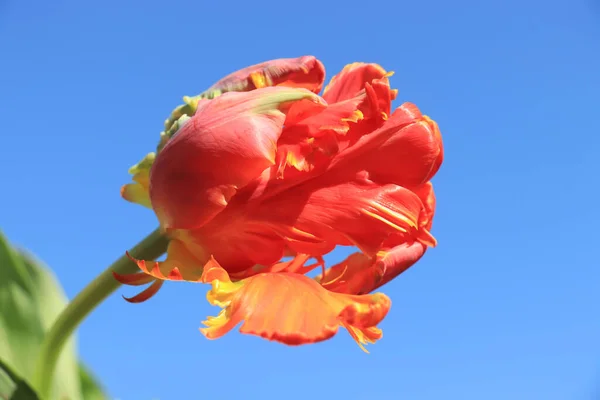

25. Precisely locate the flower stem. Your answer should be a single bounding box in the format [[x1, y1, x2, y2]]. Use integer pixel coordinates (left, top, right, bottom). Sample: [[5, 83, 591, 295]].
[[32, 228, 169, 399]]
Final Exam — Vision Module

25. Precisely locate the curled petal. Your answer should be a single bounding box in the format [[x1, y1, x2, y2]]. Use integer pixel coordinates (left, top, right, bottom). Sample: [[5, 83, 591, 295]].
[[318, 242, 428, 295], [201, 55, 326, 98], [149, 86, 325, 229], [113, 271, 164, 304], [126, 238, 206, 282], [375, 242, 428, 289], [122, 280, 164, 303], [199, 260, 391, 351], [112, 271, 155, 286]]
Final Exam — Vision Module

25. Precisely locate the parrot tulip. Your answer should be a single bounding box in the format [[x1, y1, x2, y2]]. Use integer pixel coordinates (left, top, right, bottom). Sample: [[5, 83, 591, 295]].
[[118, 55, 443, 351]]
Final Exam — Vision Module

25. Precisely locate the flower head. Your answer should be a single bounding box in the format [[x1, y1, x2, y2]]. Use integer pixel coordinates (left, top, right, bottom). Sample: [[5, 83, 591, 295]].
[[118, 56, 443, 351]]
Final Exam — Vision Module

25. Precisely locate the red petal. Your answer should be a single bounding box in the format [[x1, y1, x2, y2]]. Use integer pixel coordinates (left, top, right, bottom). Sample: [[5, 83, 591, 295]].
[[122, 280, 164, 303], [250, 176, 434, 256], [319, 242, 428, 295], [323, 63, 390, 104], [112, 271, 155, 286], [149, 87, 325, 229], [329, 102, 444, 187], [410, 182, 436, 231], [201, 56, 326, 98], [276, 94, 366, 176]]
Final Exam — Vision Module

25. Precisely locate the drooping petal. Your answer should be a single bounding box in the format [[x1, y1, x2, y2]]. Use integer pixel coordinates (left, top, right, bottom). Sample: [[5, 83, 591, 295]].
[[199, 259, 390, 351], [149, 87, 325, 230], [329, 102, 444, 187], [323, 63, 391, 104], [200, 56, 326, 98]]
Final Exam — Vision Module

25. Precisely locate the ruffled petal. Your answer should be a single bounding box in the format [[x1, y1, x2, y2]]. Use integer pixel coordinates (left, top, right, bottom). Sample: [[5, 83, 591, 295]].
[[275, 94, 366, 176], [322, 63, 396, 149], [323, 63, 390, 104], [330, 102, 444, 187], [199, 260, 391, 351], [149, 87, 325, 230]]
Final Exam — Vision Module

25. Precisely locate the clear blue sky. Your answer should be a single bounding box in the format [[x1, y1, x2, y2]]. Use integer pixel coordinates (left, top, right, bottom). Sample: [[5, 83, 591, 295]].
[[1, 0, 599, 399]]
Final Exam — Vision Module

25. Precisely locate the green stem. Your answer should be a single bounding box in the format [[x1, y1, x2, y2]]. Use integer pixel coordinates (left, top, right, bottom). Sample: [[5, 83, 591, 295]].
[[32, 228, 169, 399]]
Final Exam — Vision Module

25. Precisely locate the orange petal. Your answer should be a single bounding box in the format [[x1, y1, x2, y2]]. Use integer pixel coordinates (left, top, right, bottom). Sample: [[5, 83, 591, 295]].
[[115, 238, 207, 303], [127, 238, 206, 282], [149, 87, 325, 230], [199, 260, 391, 351], [323, 63, 390, 104], [200, 55, 326, 99]]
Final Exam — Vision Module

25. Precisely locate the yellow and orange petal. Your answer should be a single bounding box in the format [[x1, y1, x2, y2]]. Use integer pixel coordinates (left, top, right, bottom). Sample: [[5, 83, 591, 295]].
[[120, 153, 155, 208], [114, 238, 207, 303], [199, 259, 391, 352]]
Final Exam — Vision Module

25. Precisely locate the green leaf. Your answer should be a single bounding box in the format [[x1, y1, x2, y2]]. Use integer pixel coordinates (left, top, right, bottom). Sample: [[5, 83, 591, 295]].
[[78, 364, 107, 400], [0, 231, 107, 400], [0, 360, 39, 400]]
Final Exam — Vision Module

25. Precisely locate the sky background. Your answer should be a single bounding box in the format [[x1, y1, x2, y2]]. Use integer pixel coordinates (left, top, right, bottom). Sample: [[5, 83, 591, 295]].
[[1, 0, 600, 399]]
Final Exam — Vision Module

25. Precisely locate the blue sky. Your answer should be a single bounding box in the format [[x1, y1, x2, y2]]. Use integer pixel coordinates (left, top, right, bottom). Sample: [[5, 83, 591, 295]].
[[1, 0, 600, 399]]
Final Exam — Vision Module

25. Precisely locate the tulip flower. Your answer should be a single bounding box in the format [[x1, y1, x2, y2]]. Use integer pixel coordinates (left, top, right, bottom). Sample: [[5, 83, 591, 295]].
[[118, 56, 443, 351]]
